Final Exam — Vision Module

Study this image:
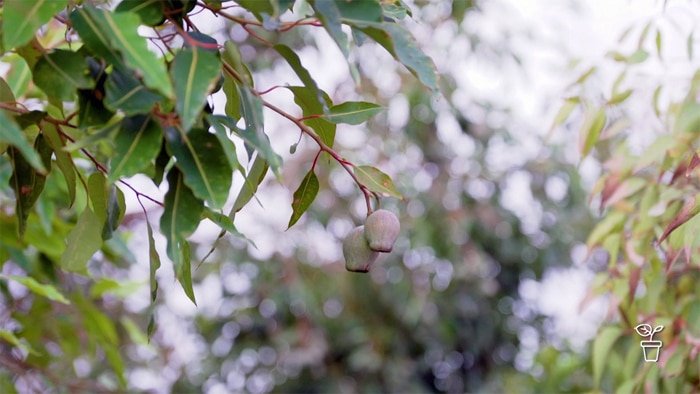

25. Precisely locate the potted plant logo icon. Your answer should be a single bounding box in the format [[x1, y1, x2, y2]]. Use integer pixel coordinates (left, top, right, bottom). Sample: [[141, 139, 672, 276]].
[[635, 324, 664, 362]]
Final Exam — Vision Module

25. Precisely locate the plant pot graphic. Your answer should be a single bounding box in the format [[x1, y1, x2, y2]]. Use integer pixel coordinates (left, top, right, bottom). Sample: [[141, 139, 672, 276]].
[[640, 340, 662, 362]]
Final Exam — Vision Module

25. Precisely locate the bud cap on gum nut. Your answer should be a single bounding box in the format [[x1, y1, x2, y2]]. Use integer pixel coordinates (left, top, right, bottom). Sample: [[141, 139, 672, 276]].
[[343, 226, 379, 273], [364, 209, 400, 253]]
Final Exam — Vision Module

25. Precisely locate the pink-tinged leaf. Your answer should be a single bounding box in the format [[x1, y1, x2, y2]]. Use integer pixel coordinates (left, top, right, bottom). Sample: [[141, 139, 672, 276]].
[[658, 196, 700, 245], [602, 177, 646, 208], [628, 266, 641, 305], [687, 152, 700, 176]]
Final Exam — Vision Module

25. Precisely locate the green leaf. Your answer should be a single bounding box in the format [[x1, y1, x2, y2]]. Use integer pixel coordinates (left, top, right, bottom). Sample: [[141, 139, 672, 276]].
[[236, 86, 284, 176], [88, 172, 108, 225], [203, 207, 254, 245], [41, 123, 77, 206], [33, 50, 94, 102], [223, 41, 254, 87], [322, 101, 383, 125], [160, 167, 203, 282], [165, 126, 233, 209], [61, 207, 103, 272], [0, 274, 70, 304], [70, 4, 173, 97], [354, 165, 403, 199], [579, 107, 606, 158], [4, 55, 32, 99], [232, 154, 269, 214], [310, 0, 350, 58], [114, 0, 165, 26], [207, 115, 241, 171], [179, 240, 196, 305], [0, 112, 47, 173], [587, 211, 626, 248], [146, 219, 160, 340], [105, 68, 162, 115], [9, 135, 52, 237], [592, 326, 623, 387], [109, 115, 163, 183], [171, 44, 221, 132], [608, 89, 633, 105], [288, 86, 336, 147], [2, 0, 68, 50], [288, 169, 319, 229], [336, 0, 383, 24], [357, 23, 439, 93], [222, 75, 241, 122], [0, 329, 39, 356], [102, 186, 125, 240], [274, 44, 329, 113]]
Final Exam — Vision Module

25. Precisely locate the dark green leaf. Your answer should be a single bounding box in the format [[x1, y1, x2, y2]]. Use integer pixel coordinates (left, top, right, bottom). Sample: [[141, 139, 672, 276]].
[[165, 127, 233, 209], [288, 169, 319, 228], [70, 4, 173, 97], [171, 46, 221, 132], [9, 135, 52, 237], [109, 115, 163, 183], [0, 112, 47, 173], [61, 207, 103, 272], [14, 111, 47, 129], [105, 68, 162, 115], [354, 165, 403, 199], [33, 50, 94, 101], [287, 86, 336, 147], [322, 101, 383, 124], [160, 167, 203, 282], [222, 75, 241, 122], [115, 0, 165, 26], [77, 89, 115, 129], [2, 0, 68, 50], [357, 23, 439, 93], [178, 240, 196, 305], [0, 274, 70, 304]]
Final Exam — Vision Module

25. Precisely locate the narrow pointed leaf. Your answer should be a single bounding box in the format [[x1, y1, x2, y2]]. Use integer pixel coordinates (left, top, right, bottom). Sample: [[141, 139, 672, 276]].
[[146, 218, 160, 341], [42, 123, 77, 206], [109, 115, 163, 182], [658, 196, 700, 245], [0, 274, 70, 304], [593, 326, 623, 387], [102, 185, 125, 240], [203, 207, 254, 246], [171, 45, 221, 132], [579, 107, 606, 158], [208, 115, 241, 170], [88, 172, 108, 225], [2, 0, 68, 50], [288, 169, 319, 228], [160, 168, 203, 280], [0, 112, 47, 173], [232, 154, 269, 214], [0, 329, 39, 355], [354, 165, 403, 199], [9, 135, 52, 237], [164, 127, 232, 209], [61, 207, 103, 272], [322, 101, 383, 125], [178, 241, 196, 305]]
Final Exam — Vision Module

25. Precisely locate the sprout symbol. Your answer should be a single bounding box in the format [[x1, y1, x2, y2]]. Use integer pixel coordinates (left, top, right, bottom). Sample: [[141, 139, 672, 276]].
[[634, 324, 664, 362]]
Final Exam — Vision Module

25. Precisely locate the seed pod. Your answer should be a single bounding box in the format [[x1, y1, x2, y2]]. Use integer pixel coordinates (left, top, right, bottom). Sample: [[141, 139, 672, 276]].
[[364, 209, 400, 253], [343, 226, 379, 273]]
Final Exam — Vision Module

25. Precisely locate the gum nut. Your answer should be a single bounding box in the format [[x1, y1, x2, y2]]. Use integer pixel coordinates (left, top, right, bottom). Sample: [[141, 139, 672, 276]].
[[343, 226, 379, 273], [364, 209, 400, 253]]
